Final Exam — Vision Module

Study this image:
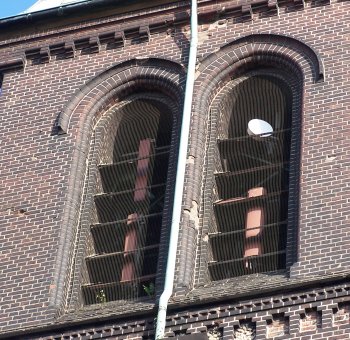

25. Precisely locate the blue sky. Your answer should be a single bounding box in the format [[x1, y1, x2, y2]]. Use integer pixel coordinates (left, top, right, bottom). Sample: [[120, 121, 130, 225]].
[[0, 1, 37, 19]]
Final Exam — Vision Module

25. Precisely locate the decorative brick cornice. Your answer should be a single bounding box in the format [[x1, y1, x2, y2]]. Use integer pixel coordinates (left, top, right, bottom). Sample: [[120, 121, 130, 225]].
[[165, 278, 350, 332], [0, 0, 335, 71], [0, 55, 25, 73], [1, 275, 350, 339]]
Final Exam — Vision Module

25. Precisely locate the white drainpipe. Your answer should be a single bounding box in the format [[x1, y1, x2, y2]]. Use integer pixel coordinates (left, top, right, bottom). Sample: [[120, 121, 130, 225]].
[[155, 0, 198, 339]]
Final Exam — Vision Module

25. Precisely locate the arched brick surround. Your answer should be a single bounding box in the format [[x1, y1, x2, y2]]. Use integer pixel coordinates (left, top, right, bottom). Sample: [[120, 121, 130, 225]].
[[50, 58, 185, 314], [173, 34, 324, 293]]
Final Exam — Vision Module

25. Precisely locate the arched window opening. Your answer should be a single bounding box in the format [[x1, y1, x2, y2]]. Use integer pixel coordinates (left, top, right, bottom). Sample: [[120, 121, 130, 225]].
[[81, 97, 174, 305], [208, 73, 294, 281]]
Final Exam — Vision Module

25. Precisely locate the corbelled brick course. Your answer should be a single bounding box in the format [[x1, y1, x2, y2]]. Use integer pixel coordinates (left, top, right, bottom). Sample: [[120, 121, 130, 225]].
[[0, 0, 350, 338]]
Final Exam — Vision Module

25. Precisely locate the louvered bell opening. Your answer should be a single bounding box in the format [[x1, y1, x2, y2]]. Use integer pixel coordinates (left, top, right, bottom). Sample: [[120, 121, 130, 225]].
[[83, 99, 172, 304], [209, 75, 292, 280]]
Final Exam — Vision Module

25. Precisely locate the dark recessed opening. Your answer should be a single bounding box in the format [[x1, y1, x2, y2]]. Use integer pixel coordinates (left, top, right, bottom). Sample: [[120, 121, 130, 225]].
[[209, 74, 293, 280], [82, 98, 173, 304]]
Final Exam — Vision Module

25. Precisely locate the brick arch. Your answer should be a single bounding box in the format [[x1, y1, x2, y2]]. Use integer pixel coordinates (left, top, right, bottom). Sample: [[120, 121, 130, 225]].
[[51, 58, 185, 312], [209, 33, 324, 82], [174, 35, 317, 290], [57, 57, 185, 134]]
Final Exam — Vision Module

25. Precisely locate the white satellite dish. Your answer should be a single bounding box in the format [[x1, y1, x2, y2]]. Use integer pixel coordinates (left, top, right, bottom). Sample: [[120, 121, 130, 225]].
[[247, 119, 273, 137]]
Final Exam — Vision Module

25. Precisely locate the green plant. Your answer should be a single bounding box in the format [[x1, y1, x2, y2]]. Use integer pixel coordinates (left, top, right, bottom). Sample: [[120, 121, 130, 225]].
[[96, 289, 107, 304], [143, 282, 155, 297]]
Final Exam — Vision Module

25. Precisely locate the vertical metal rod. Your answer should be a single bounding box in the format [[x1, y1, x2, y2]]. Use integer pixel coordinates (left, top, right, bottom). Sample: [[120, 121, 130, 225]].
[[155, 0, 198, 338]]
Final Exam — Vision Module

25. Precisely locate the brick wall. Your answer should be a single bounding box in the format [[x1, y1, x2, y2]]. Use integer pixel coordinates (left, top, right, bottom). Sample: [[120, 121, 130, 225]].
[[0, 9, 187, 330], [3, 281, 350, 339], [0, 0, 350, 338]]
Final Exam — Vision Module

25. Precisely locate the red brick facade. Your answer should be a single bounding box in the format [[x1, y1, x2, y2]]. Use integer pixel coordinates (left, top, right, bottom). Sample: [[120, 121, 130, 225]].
[[0, 0, 350, 339]]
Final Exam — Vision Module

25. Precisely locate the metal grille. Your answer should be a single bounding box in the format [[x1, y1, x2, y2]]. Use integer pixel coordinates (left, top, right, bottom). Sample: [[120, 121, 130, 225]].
[[208, 75, 292, 280], [82, 99, 172, 304]]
